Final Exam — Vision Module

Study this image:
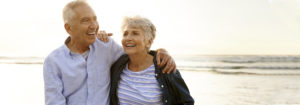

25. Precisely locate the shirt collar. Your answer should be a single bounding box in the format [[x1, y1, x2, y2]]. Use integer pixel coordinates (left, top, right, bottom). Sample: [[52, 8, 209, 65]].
[[63, 36, 95, 57]]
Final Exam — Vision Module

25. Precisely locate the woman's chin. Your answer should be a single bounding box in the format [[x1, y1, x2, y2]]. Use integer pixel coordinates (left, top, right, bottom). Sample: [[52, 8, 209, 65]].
[[125, 51, 135, 55]]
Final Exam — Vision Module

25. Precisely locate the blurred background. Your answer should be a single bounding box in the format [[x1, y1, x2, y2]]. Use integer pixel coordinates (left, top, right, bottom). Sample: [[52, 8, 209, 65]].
[[0, 0, 300, 105]]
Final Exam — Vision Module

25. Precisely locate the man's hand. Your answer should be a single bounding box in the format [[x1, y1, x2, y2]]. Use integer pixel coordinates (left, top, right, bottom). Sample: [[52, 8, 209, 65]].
[[96, 30, 113, 42], [156, 48, 177, 74]]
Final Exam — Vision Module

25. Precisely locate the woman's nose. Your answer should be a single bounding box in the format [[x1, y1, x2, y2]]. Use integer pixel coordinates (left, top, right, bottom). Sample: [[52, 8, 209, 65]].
[[124, 34, 133, 41]]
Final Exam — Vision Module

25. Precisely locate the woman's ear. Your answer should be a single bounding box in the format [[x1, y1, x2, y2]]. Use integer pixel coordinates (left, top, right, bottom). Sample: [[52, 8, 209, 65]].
[[146, 38, 153, 48]]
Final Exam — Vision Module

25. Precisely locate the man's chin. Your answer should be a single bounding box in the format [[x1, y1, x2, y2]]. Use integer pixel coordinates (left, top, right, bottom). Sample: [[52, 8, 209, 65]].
[[87, 38, 96, 45]]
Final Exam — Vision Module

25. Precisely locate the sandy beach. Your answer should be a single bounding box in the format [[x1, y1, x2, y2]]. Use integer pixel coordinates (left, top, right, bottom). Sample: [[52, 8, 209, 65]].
[[182, 70, 300, 105], [1, 64, 300, 105]]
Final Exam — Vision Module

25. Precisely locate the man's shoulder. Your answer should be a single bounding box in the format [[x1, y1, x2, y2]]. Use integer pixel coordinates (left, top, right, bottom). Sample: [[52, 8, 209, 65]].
[[44, 45, 67, 63], [94, 37, 117, 47]]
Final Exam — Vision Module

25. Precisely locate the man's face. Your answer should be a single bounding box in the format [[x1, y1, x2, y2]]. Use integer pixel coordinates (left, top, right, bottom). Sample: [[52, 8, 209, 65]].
[[68, 4, 99, 46]]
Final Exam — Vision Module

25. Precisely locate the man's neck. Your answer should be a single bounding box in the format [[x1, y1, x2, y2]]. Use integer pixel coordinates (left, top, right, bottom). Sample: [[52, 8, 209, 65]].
[[66, 39, 90, 54]]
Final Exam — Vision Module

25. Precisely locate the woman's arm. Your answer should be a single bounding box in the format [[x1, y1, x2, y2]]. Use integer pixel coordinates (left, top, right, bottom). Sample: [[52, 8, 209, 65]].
[[166, 70, 194, 105]]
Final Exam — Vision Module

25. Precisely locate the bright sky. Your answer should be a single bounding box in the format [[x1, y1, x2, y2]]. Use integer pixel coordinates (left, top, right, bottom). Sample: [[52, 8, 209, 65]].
[[0, 0, 300, 57]]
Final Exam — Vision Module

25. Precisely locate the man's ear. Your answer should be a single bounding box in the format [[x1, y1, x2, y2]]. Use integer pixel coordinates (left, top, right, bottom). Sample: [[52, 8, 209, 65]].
[[64, 23, 72, 34]]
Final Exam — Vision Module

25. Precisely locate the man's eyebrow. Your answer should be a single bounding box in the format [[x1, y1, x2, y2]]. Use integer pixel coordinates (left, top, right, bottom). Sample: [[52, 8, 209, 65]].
[[79, 16, 97, 20], [80, 17, 89, 20]]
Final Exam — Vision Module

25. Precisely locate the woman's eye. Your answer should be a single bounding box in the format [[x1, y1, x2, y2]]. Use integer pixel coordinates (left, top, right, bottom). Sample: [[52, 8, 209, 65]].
[[123, 32, 128, 36]]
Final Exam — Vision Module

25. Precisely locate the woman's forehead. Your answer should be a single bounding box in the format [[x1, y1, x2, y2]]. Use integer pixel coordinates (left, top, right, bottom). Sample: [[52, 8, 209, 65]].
[[124, 25, 142, 31]]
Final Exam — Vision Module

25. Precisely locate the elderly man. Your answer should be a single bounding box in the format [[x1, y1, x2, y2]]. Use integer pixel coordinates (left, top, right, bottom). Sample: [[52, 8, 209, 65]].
[[43, 1, 176, 105]]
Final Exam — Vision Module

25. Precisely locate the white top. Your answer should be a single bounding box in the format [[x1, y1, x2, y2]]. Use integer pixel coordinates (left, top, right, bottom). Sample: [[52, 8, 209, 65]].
[[117, 64, 163, 105]]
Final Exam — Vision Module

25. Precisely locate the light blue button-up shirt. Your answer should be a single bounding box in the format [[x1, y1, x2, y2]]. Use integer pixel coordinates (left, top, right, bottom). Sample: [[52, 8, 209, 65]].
[[43, 37, 124, 105]]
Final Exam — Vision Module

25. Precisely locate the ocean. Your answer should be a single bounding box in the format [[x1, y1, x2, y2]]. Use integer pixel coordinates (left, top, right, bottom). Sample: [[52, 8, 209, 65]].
[[2, 55, 300, 73], [0, 55, 300, 105], [175, 55, 300, 75]]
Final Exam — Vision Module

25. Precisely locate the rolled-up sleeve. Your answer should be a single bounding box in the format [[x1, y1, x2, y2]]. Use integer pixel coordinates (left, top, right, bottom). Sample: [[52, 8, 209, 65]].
[[43, 58, 66, 105]]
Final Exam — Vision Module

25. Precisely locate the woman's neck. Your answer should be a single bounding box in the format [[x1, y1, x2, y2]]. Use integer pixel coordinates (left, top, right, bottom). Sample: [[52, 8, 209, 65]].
[[128, 52, 153, 72]]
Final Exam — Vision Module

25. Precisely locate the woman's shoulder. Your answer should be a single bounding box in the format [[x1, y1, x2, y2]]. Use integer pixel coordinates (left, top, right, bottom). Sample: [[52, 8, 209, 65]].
[[111, 54, 129, 74], [112, 54, 128, 66]]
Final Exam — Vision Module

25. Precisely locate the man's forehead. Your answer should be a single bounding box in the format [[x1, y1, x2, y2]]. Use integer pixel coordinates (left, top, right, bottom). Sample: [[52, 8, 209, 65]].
[[74, 5, 96, 17]]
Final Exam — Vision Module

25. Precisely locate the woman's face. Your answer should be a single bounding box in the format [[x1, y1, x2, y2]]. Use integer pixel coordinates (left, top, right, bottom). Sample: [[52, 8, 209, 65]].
[[121, 25, 152, 56]]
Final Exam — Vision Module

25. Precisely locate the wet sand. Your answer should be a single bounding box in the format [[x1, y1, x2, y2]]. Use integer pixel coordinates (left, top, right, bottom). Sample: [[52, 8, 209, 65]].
[[181, 70, 300, 105]]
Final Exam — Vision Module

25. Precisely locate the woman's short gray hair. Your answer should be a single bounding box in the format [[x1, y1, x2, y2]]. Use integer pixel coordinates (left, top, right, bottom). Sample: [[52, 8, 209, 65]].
[[121, 16, 156, 41], [62, 0, 89, 24]]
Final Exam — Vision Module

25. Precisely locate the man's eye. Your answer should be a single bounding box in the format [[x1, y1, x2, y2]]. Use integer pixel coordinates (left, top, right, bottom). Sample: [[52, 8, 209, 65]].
[[82, 19, 89, 22], [133, 32, 139, 35]]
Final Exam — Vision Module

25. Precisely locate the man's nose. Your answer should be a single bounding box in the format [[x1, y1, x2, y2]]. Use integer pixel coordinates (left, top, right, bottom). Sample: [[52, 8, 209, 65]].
[[89, 21, 98, 29]]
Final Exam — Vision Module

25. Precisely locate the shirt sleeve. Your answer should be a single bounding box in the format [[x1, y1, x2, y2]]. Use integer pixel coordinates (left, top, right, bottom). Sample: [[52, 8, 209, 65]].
[[43, 57, 66, 105], [109, 37, 125, 63]]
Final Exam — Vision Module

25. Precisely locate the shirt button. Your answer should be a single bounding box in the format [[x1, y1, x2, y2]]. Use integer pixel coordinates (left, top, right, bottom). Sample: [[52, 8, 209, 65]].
[[165, 100, 168, 103], [155, 73, 158, 76], [161, 85, 164, 88]]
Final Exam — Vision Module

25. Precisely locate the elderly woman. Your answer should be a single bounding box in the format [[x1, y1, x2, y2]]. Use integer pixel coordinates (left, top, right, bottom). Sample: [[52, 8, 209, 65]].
[[109, 16, 194, 105]]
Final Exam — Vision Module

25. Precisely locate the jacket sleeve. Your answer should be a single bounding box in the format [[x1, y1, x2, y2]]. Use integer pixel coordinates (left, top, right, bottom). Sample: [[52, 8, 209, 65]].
[[166, 70, 194, 105], [43, 58, 66, 105]]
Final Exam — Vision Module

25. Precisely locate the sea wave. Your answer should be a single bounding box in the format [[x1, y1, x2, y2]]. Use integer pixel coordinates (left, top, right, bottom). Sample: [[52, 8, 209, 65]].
[[0, 56, 44, 65], [179, 67, 300, 75], [175, 55, 300, 63], [210, 69, 300, 75], [0, 62, 43, 64], [178, 65, 300, 70]]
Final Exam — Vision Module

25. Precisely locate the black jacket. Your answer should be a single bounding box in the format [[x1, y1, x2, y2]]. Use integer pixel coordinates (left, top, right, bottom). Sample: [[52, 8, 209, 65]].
[[109, 51, 194, 105]]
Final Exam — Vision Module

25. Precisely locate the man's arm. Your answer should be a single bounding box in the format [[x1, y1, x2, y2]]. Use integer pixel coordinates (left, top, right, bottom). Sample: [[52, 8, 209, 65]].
[[96, 30, 112, 42], [43, 59, 66, 105], [109, 37, 125, 63], [156, 48, 177, 74], [97, 31, 176, 74], [96, 30, 124, 63]]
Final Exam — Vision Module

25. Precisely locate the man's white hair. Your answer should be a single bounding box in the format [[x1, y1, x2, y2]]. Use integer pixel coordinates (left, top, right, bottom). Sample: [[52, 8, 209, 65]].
[[62, 0, 90, 24], [121, 15, 156, 41]]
